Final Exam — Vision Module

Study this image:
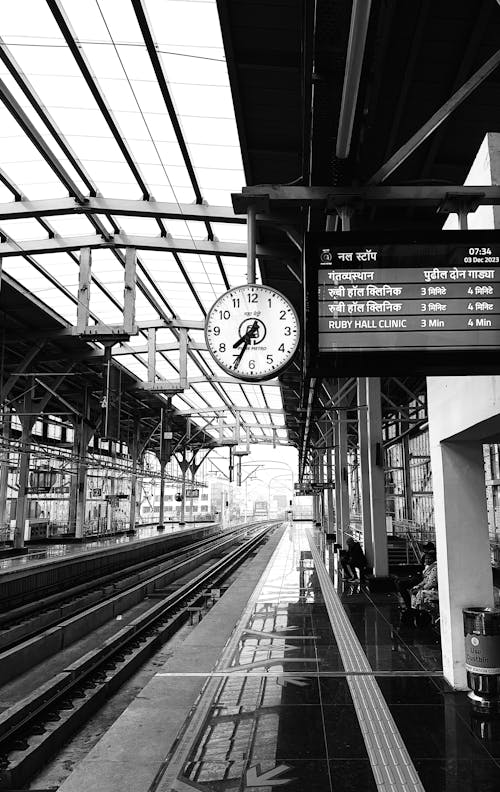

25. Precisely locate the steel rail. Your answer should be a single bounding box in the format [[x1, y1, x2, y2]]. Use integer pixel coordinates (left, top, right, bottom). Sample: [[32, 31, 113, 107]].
[[0, 523, 257, 638], [0, 522, 276, 789]]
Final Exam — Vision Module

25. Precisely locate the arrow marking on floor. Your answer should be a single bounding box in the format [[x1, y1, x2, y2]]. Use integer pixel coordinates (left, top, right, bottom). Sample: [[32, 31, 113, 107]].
[[276, 675, 310, 687], [226, 658, 318, 672], [246, 763, 294, 787]]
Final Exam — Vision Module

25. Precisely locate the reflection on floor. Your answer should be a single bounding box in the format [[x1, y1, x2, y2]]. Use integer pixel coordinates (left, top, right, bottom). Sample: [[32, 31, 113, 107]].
[[160, 523, 500, 792]]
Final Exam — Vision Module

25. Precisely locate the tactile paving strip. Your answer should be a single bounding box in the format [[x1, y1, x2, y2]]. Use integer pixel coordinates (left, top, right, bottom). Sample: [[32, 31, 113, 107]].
[[306, 527, 425, 792]]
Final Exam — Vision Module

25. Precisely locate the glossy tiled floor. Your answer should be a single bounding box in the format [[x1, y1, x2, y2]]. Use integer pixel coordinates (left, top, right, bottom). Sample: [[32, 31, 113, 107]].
[[158, 523, 500, 791]]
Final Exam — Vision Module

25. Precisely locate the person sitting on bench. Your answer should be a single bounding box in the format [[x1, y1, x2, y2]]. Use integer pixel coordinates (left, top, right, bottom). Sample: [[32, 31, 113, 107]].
[[410, 550, 438, 626]]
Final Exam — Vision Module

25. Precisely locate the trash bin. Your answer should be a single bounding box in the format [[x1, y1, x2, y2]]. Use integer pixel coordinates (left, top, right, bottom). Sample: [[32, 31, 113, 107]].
[[463, 607, 500, 709]]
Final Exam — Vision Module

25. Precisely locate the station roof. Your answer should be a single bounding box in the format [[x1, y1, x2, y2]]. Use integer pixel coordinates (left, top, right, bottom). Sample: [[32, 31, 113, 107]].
[[0, 1, 499, 465]]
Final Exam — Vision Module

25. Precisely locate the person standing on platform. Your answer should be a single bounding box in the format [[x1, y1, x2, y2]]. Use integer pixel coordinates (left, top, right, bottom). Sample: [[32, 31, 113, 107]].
[[345, 536, 368, 583]]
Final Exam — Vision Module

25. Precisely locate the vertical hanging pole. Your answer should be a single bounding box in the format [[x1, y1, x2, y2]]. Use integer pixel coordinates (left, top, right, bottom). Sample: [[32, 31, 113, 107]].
[[123, 248, 137, 335], [148, 328, 156, 383], [77, 247, 91, 333], [247, 204, 257, 284], [0, 256, 3, 294], [235, 411, 240, 444], [179, 328, 188, 389], [458, 205, 469, 231]]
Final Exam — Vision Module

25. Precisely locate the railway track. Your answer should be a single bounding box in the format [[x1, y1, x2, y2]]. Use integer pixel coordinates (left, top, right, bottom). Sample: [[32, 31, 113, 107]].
[[0, 522, 263, 654], [0, 522, 278, 789]]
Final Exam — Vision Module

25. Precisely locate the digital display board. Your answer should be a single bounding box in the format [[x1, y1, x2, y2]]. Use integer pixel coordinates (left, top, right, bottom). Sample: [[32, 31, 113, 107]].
[[305, 231, 500, 375]]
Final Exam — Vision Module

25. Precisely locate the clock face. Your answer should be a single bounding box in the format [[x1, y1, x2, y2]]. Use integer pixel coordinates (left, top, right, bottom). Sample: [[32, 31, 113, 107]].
[[205, 284, 300, 381]]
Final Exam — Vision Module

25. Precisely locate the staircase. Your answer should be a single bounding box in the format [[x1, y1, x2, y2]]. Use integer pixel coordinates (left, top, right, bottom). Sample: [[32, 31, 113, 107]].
[[387, 534, 420, 573]]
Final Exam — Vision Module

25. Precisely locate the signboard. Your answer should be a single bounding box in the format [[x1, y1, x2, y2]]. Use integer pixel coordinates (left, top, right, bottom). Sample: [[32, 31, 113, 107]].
[[185, 487, 199, 498], [295, 483, 313, 495], [306, 231, 500, 375]]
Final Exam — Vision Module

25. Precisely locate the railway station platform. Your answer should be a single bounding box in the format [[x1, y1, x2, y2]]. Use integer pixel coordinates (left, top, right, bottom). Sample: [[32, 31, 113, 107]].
[[55, 521, 500, 792]]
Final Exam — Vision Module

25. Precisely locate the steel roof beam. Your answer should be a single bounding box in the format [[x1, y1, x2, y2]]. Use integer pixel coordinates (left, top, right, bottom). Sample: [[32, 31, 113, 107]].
[[369, 47, 500, 184], [0, 76, 87, 203], [0, 235, 275, 258], [48, 0, 153, 201], [0, 197, 299, 228], [0, 36, 98, 196], [131, 0, 203, 205], [234, 184, 500, 211]]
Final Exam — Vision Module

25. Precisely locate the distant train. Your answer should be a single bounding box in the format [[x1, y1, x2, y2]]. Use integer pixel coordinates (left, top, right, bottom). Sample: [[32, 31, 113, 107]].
[[253, 500, 268, 518]]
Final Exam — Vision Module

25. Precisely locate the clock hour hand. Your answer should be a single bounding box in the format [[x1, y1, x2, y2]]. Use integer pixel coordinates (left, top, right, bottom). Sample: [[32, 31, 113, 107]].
[[232, 320, 259, 349]]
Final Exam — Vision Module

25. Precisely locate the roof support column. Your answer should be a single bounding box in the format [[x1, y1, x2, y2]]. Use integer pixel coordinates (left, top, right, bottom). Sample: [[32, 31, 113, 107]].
[[430, 438, 493, 689], [75, 424, 93, 539], [334, 416, 349, 547], [77, 247, 91, 333], [68, 426, 80, 532], [14, 386, 36, 549], [326, 447, 335, 536], [106, 471, 115, 535], [317, 450, 325, 528], [157, 408, 172, 531], [247, 204, 257, 284], [366, 377, 389, 576], [128, 421, 141, 535], [402, 418, 413, 522], [339, 414, 350, 539], [0, 408, 11, 532], [178, 447, 189, 527], [358, 377, 373, 562]]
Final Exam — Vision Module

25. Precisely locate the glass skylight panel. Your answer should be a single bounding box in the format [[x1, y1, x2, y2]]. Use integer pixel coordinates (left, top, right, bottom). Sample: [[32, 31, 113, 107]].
[[0, 218, 50, 241], [30, 253, 79, 291], [132, 291, 163, 322], [1, 2, 64, 45], [242, 387, 266, 409], [116, 355, 148, 380], [2, 258, 77, 323], [211, 223, 247, 243], [43, 215, 97, 237]]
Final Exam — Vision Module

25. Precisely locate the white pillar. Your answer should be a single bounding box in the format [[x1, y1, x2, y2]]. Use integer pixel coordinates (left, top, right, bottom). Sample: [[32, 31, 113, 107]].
[[430, 438, 493, 689], [366, 377, 388, 576]]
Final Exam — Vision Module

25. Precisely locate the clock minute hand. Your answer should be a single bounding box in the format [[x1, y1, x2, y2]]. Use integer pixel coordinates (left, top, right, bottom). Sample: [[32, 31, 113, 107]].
[[232, 339, 248, 370]]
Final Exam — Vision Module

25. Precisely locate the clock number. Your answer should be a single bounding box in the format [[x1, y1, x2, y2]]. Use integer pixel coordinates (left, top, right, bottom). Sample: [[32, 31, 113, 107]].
[[284, 326, 291, 336], [268, 298, 272, 307], [247, 293, 258, 303], [279, 310, 286, 320], [266, 355, 274, 364], [218, 343, 226, 352], [278, 343, 285, 352], [248, 360, 256, 369], [213, 326, 221, 336], [232, 297, 240, 307], [218, 310, 230, 319]]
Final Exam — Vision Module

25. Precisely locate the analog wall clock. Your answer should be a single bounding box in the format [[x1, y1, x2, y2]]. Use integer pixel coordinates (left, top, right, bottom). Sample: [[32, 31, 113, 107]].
[[205, 284, 300, 381]]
